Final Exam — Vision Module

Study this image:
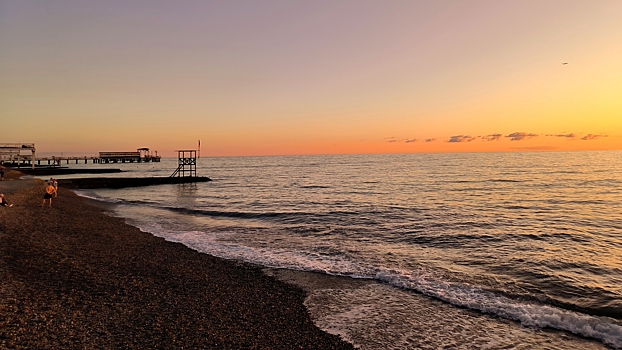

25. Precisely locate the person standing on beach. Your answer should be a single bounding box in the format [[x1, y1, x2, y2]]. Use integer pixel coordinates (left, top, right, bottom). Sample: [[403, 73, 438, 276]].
[[52, 178, 58, 197], [0, 194, 13, 207], [0, 166, 5, 181], [42, 183, 56, 207]]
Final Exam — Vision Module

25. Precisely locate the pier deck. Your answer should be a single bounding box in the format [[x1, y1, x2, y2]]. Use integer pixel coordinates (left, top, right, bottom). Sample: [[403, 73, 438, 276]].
[[1, 147, 161, 167]]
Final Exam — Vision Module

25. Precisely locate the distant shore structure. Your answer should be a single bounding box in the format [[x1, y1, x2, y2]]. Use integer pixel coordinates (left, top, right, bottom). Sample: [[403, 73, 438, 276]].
[[55, 149, 209, 188], [97, 148, 161, 164], [0, 144, 161, 167], [0, 143, 36, 169]]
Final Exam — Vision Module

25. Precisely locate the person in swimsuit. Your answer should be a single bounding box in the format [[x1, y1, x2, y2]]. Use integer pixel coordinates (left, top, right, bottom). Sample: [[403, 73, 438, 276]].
[[42, 183, 57, 207]]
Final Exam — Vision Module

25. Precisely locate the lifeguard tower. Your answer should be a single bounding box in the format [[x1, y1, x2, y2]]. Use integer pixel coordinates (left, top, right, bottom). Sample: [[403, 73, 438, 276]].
[[170, 150, 197, 178]]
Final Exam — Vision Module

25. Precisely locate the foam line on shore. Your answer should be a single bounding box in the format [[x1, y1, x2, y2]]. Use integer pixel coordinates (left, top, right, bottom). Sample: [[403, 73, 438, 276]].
[[111, 215, 622, 349]]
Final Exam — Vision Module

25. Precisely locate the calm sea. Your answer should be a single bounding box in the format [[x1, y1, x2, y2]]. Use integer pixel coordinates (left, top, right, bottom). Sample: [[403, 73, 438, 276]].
[[63, 151, 621, 349]]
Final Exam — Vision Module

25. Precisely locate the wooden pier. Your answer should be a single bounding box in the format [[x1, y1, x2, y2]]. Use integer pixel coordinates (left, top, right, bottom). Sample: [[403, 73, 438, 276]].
[[96, 148, 161, 164], [58, 149, 208, 188], [7, 146, 210, 189], [1, 146, 161, 167]]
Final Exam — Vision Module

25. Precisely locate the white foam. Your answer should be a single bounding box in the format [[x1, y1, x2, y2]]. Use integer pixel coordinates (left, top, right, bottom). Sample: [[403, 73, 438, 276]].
[[117, 221, 622, 348], [73, 190, 123, 203], [376, 269, 622, 349], [140, 224, 376, 277], [305, 284, 610, 350]]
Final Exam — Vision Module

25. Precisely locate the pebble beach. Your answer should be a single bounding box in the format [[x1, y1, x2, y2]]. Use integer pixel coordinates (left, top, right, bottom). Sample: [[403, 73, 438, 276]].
[[0, 169, 353, 349]]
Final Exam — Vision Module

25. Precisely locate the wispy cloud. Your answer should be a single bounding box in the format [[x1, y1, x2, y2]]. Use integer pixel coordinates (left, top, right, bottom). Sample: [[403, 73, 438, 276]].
[[383, 131, 608, 146], [448, 135, 476, 143], [581, 134, 607, 140], [505, 132, 538, 141], [546, 133, 576, 139], [482, 133, 503, 141], [386, 137, 418, 143]]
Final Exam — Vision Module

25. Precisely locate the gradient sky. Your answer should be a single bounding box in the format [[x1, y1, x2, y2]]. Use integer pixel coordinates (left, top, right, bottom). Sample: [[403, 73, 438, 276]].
[[1, 1, 621, 157]]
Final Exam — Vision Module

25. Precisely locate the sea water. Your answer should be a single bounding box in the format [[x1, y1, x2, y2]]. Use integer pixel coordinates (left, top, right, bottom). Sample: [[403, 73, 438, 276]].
[[66, 151, 621, 349]]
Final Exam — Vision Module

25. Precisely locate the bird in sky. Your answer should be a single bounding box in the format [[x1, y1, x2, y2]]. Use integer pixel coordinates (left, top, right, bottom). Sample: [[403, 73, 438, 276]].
[[562, 62, 568, 65]]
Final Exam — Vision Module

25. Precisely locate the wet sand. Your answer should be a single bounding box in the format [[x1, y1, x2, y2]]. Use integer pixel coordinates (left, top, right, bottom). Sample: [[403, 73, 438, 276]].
[[0, 169, 353, 349]]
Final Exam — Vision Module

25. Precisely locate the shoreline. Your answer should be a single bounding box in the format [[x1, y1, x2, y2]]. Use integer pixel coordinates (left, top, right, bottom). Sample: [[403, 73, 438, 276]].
[[0, 169, 354, 349]]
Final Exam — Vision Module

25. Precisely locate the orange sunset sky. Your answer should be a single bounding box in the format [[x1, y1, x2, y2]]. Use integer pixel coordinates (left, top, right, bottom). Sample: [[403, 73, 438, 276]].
[[1, 1, 621, 157]]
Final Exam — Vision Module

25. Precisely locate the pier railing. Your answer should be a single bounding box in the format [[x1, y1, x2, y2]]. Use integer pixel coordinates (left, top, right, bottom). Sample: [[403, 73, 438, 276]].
[[0, 143, 35, 149]]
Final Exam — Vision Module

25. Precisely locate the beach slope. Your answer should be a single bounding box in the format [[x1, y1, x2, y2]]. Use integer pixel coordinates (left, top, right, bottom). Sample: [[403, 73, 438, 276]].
[[0, 170, 352, 349]]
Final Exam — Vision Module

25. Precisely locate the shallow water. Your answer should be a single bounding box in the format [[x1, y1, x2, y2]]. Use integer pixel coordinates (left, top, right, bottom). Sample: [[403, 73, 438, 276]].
[[66, 151, 622, 348]]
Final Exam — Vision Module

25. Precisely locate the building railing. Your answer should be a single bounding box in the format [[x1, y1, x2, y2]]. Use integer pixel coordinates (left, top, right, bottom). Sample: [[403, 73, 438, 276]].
[[99, 152, 141, 158], [0, 143, 35, 149]]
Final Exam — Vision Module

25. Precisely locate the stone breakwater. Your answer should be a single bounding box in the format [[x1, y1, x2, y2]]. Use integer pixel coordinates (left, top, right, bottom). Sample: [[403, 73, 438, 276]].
[[57, 176, 211, 189], [0, 169, 352, 349]]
